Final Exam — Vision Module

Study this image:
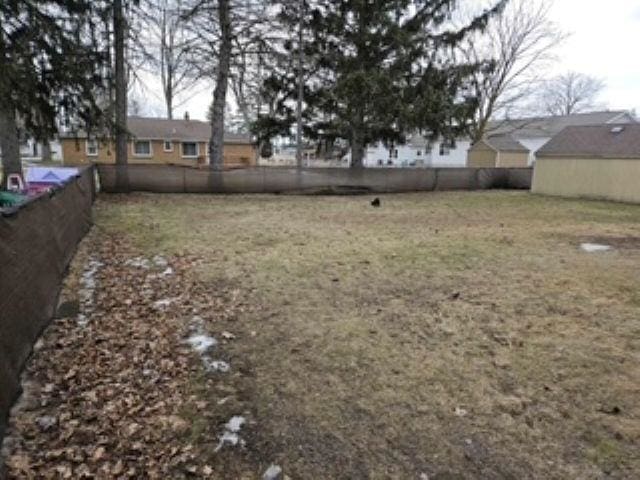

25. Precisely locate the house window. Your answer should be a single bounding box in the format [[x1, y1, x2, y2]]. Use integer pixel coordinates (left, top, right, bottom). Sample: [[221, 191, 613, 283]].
[[133, 140, 152, 157], [390, 148, 398, 159], [417, 150, 422, 156], [182, 142, 198, 158], [86, 139, 98, 156], [439, 138, 456, 156], [164, 140, 173, 152]]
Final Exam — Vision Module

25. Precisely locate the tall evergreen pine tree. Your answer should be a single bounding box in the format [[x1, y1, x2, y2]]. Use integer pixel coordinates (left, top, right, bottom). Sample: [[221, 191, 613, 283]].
[[0, 1, 110, 187], [260, 0, 506, 167]]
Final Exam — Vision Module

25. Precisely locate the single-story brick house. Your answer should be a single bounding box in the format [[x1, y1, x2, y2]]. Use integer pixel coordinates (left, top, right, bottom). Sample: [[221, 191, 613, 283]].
[[532, 124, 640, 204], [467, 135, 529, 168], [60, 116, 256, 168]]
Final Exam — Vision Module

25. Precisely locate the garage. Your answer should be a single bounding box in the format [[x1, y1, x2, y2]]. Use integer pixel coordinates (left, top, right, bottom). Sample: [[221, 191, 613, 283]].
[[532, 124, 640, 204]]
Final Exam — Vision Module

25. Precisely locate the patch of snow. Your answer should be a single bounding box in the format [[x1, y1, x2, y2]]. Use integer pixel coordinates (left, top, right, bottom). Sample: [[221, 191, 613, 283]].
[[262, 464, 283, 480], [204, 359, 231, 373], [454, 407, 468, 417], [152, 255, 168, 267], [160, 267, 174, 277], [77, 313, 88, 328], [147, 266, 174, 280], [77, 258, 103, 327], [186, 317, 231, 373], [216, 431, 243, 451], [125, 257, 151, 269], [581, 243, 612, 252], [152, 297, 176, 310], [225, 415, 245, 432], [186, 334, 217, 353], [215, 415, 247, 452], [35, 416, 57, 432], [221, 331, 236, 340]]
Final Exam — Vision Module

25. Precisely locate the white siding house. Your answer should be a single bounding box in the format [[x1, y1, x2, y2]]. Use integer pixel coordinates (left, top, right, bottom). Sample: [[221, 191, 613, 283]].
[[351, 137, 472, 168], [19, 139, 63, 162], [0, 139, 63, 164], [261, 112, 637, 169]]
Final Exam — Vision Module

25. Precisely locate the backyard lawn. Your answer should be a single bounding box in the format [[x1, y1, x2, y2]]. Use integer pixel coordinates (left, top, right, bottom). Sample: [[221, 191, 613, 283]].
[[3, 191, 640, 479]]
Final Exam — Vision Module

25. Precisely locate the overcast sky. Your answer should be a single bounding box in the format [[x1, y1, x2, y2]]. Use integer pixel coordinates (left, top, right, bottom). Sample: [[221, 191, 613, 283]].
[[137, 0, 640, 122], [548, 0, 640, 115]]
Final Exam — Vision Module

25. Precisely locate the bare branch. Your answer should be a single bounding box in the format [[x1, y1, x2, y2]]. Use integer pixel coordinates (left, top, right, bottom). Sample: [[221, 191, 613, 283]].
[[538, 71, 607, 116], [456, 0, 567, 142]]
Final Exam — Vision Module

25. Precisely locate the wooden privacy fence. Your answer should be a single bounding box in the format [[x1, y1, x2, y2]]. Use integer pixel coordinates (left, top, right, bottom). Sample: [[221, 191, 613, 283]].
[[0, 167, 95, 443], [97, 165, 533, 193]]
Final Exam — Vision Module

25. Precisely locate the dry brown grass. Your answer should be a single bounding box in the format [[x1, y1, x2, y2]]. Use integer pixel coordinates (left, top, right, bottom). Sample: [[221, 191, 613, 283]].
[[95, 191, 640, 479]]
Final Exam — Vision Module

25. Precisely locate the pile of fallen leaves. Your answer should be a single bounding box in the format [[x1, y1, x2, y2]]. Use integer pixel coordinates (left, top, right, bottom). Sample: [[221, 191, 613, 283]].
[[1, 230, 261, 479]]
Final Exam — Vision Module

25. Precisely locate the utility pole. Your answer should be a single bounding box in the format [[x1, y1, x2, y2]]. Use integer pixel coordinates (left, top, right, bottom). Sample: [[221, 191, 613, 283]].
[[295, 0, 304, 168]]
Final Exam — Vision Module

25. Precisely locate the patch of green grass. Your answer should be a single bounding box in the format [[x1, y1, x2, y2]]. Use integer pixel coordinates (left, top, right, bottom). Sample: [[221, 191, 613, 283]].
[[178, 402, 210, 445], [587, 438, 627, 471]]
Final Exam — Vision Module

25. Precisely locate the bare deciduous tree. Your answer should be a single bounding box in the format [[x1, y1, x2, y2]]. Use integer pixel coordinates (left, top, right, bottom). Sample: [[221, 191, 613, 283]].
[[184, 0, 276, 169], [229, 39, 268, 134], [138, 0, 200, 119], [458, 0, 565, 142], [539, 71, 606, 116]]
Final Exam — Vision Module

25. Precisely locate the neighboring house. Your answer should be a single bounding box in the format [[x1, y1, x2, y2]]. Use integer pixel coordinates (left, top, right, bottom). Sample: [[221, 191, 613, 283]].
[[467, 135, 529, 168], [348, 134, 472, 168], [533, 124, 640, 204], [59, 116, 256, 168], [19, 138, 63, 162], [261, 144, 321, 167], [483, 110, 637, 165], [0, 138, 63, 163], [350, 111, 636, 169]]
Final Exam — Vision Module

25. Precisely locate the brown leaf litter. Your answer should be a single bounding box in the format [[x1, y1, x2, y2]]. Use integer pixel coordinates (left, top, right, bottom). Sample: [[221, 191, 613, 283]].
[[1, 230, 262, 479]]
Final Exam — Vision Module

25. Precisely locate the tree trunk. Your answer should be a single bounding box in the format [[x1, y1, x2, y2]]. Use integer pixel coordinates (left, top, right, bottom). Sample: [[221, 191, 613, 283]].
[[0, 104, 22, 189], [161, 6, 174, 120], [350, 128, 365, 168], [471, 116, 490, 144], [114, 0, 129, 191], [233, 82, 251, 133], [42, 139, 52, 163], [295, 0, 304, 168], [209, 0, 231, 170], [165, 85, 173, 120]]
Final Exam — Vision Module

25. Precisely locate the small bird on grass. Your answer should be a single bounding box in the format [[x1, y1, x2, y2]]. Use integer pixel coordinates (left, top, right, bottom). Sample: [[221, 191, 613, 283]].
[[371, 198, 381, 207]]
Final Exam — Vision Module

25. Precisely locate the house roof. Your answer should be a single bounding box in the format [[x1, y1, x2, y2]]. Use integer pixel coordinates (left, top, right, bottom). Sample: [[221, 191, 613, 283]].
[[61, 117, 253, 144], [537, 124, 640, 159], [481, 135, 528, 153], [486, 111, 636, 139]]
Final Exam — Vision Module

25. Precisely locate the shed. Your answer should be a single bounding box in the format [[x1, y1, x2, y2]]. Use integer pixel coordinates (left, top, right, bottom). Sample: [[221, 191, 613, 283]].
[[532, 124, 640, 203], [467, 135, 529, 168]]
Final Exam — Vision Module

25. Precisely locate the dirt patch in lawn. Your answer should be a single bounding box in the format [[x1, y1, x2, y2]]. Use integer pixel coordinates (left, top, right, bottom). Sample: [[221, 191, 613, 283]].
[[4, 191, 640, 479]]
